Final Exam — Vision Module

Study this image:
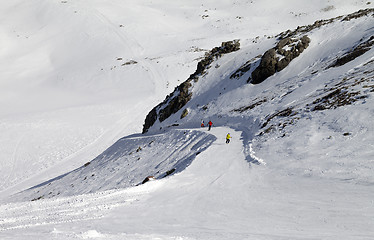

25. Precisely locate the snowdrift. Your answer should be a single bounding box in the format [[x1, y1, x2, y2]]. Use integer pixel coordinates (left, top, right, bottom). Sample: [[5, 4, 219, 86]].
[[12, 129, 216, 201]]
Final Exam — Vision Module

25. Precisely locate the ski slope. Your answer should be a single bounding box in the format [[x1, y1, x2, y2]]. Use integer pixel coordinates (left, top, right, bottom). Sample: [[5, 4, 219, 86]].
[[1, 0, 374, 239], [1, 127, 373, 239], [0, 0, 370, 196]]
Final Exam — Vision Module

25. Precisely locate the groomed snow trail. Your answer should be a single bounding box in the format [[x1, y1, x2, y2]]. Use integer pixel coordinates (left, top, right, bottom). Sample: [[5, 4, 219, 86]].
[[0, 127, 250, 239], [1, 127, 373, 239], [93, 126, 258, 239]]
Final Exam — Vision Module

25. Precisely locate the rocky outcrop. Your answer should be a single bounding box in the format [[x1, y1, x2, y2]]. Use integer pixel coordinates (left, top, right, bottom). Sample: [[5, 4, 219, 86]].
[[329, 36, 374, 68], [277, 36, 310, 71], [142, 40, 240, 133], [231, 9, 374, 84], [251, 49, 278, 84], [278, 8, 374, 40], [251, 35, 310, 84], [189, 39, 240, 81]]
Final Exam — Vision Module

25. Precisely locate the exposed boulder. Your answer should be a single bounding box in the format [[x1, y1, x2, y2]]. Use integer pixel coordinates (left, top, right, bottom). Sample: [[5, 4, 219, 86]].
[[277, 35, 311, 71], [251, 49, 278, 84], [251, 35, 310, 84]]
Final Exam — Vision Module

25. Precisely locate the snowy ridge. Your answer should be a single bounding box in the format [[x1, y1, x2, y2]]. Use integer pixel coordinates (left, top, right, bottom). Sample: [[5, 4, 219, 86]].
[[11, 129, 216, 201], [0, 127, 250, 238]]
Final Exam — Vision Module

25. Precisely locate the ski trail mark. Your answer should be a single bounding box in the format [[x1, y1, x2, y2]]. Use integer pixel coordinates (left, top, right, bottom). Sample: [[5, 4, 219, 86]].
[[0, 134, 25, 190], [0, 184, 160, 232]]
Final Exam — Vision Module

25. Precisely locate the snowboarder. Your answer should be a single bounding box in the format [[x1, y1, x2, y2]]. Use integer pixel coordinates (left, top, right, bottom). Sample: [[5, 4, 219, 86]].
[[226, 133, 232, 144], [201, 120, 205, 127], [208, 120, 213, 131]]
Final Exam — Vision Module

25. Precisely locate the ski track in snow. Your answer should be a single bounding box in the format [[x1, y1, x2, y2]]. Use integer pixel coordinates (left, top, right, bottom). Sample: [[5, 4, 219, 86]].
[[1, 2, 374, 239], [0, 183, 158, 232], [0, 127, 252, 237], [2, 135, 24, 190]]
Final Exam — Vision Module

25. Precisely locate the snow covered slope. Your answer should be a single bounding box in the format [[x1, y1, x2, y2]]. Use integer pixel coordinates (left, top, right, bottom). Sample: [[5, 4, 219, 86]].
[[140, 9, 374, 189], [2, 127, 374, 239], [1, 1, 374, 239], [0, 0, 371, 196], [12, 129, 216, 200]]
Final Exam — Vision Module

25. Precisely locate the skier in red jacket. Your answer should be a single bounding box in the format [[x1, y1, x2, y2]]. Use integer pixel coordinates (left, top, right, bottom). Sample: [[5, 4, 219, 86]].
[[208, 120, 213, 131]]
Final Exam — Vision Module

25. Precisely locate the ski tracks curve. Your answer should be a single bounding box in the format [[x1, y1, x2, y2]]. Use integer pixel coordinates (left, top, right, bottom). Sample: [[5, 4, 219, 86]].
[[0, 127, 256, 234]]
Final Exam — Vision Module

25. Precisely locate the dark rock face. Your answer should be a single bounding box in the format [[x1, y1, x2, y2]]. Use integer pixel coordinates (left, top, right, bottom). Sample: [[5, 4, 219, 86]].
[[329, 36, 374, 68], [142, 40, 240, 133], [277, 35, 311, 71], [143, 108, 158, 134], [251, 35, 310, 84], [159, 81, 192, 122], [190, 39, 240, 81], [251, 49, 278, 84]]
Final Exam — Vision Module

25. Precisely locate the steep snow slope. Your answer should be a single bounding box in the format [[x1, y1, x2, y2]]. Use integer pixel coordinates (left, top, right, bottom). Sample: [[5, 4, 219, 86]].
[[0, 0, 371, 196], [145, 10, 374, 189], [1, 1, 374, 239], [11, 129, 216, 201]]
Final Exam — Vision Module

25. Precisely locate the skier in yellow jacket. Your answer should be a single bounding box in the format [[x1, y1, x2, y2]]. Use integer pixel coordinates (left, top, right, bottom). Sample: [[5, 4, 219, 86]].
[[226, 133, 232, 144]]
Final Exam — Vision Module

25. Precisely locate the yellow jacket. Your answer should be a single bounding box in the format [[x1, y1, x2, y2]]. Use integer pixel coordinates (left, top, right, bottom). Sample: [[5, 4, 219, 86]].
[[226, 134, 232, 139]]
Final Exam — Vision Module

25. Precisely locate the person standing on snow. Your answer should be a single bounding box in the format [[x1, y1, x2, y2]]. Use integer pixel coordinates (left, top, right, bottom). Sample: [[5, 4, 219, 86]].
[[208, 120, 213, 131], [201, 120, 205, 127], [226, 133, 232, 144]]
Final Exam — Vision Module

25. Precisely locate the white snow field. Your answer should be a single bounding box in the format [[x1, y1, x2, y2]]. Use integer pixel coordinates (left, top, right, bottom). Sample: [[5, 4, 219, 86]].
[[1, 0, 374, 239], [1, 127, 374, 239]]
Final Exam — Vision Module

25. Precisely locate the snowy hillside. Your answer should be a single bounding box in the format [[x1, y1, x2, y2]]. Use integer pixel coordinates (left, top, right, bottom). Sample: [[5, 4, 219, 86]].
[[143, 8, 374, 187], [16, 129, 216, 200], [1, 0, 371, 196], [1, 0, 374, 239]]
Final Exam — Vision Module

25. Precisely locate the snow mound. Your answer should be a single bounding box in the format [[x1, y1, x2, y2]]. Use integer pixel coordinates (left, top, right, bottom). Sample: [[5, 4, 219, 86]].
[[12, 129, 216, 201]]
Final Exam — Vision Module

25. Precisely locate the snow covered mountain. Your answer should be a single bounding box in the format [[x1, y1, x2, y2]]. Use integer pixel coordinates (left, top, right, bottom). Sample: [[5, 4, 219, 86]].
[[1, 1, 374, 239]]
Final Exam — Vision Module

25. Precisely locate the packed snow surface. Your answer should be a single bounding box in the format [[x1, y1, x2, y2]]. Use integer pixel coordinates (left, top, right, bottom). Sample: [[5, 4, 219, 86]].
[[1, 0, 374, 239]]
